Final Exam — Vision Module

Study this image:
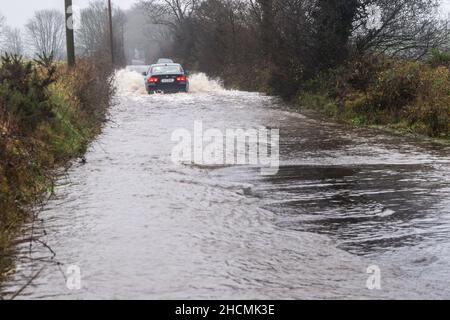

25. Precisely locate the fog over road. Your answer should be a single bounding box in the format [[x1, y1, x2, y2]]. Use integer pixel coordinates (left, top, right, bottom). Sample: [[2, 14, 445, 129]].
[[2, 70, 450, 299]]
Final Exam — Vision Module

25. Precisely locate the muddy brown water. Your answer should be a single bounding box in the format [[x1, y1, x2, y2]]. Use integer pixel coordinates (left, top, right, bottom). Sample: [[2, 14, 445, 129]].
[[1, 71, 450, 299]]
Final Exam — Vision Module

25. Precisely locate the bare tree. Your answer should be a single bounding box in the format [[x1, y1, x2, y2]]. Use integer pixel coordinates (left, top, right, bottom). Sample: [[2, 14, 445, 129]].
[[139, 0, 200, 29], [77, 1, 109, 56], [25, 9, 65, 58], [77, 0, 126, 66], [258, 0, 275, 61], [139, 0, 202, 65], [0, 12, 6, 51], [0, 13, 25, 56], [0, 12, 4, 30], [1, 27, 24, 55], [353, 0, 449, 58]]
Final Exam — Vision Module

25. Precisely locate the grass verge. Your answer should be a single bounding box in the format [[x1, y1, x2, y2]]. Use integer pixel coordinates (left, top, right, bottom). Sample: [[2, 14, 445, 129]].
[[0, 54, 114, 284]]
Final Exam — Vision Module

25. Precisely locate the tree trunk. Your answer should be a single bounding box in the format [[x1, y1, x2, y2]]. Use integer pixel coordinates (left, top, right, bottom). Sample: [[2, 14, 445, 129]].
[[313, 0, 358, 70], [258, 0, 275, 63]]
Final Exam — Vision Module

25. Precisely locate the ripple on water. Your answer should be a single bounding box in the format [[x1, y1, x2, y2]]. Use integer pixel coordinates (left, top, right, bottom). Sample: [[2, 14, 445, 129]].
[[2, 70, 450, 299]]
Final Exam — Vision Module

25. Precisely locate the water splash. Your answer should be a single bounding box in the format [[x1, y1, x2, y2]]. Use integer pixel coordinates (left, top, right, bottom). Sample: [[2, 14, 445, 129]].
[[115, 69, 225, 96], [188, 73, 225, 93], [115, 69, 147, 95]]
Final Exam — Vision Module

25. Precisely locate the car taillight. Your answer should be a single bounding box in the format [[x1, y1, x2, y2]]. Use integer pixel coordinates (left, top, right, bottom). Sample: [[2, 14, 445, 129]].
[[176, 76, 187, 82], [148, 77, 158, 83]]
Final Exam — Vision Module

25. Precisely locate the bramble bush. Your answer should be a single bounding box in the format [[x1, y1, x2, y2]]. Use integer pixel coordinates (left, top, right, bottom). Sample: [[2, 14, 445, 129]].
[[348, 60, 450, 137], [298, 53, 450, 138]]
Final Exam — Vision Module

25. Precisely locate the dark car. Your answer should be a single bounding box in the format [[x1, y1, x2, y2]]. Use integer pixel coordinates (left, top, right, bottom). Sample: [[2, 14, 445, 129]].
[[143, 63, 189, 94]]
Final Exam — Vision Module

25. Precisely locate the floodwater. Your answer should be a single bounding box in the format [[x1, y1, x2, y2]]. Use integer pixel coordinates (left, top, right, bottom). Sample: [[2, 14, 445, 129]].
[[1, 70, 450, 299]]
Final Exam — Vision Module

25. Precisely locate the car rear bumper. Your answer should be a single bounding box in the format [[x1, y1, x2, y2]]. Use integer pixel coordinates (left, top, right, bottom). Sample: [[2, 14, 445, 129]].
[[147, 83, 188, 93]]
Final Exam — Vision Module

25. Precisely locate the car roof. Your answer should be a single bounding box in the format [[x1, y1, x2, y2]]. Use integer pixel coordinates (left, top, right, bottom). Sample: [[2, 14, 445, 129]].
[[151, 63, 182, 67]]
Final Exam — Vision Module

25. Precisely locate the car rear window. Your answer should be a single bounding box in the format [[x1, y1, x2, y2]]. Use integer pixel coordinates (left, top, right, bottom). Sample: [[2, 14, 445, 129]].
[[151, 65, 182, 74]]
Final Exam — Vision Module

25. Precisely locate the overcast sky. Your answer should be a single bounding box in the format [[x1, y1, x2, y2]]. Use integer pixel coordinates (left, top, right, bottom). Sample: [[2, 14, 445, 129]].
[[1, 0, 135, 28], [1, 0, 450, 28]]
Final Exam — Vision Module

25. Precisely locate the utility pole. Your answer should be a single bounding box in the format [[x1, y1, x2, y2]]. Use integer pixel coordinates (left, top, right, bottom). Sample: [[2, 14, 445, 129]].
[[65, 0, 76, 66], [108, 0, 114, 65]]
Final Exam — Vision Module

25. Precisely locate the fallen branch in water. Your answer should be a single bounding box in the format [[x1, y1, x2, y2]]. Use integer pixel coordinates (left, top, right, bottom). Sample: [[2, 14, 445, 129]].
[[12, 237, 57, 259], [9, 266, 45, 300]]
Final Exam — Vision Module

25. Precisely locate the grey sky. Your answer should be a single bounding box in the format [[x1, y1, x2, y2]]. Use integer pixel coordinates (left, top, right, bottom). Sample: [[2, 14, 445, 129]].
[[1, 0, 450, 28], [1, 0, 135, 28]]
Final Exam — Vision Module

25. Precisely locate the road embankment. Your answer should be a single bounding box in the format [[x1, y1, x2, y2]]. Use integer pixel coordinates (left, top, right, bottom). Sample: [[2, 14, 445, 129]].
[[0, 55, 114, 281]]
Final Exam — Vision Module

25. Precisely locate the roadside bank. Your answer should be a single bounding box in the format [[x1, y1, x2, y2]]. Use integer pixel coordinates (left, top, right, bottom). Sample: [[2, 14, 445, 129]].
[[0, 55, 114, 284]]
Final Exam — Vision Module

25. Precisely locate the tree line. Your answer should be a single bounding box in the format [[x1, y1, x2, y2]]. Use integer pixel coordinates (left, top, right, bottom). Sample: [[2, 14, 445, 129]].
[[0, 1, 127, 65], [136, 0, 450, 96], [1, 0, 449, 95]]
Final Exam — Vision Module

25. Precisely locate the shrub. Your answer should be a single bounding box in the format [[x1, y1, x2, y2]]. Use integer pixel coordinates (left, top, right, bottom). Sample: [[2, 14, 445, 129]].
[[366, 62, 422, 115], [61, 58, 115, 123], [407, 66, 450, 136], [335, 55, 393, 94], [298, 54, 450, 138], [356, 62, 450, 136], [298, 92, 339, 117], [428, 49, 450, 68], [0, 54, 56, 134]]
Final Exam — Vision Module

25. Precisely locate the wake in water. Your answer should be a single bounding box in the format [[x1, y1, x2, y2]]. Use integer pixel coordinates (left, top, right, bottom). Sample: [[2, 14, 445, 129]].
[[189, 73, 224, 93], [115, 69, 225, 96], [115, 69, 148, 95]]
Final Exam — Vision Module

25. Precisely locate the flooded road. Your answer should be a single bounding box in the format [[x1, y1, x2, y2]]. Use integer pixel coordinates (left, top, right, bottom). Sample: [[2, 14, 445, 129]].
[[1, 71, 450, 299]]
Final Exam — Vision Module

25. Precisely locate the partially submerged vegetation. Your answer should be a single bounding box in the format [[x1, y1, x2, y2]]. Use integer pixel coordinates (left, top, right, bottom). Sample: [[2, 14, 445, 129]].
[[296, 52, 450, 139], [0, 54, 114, 281]]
